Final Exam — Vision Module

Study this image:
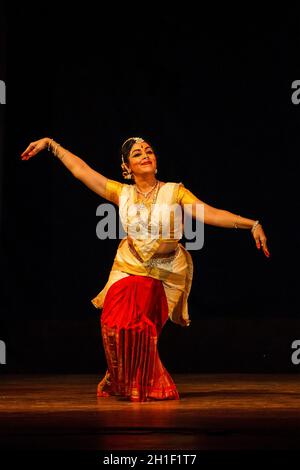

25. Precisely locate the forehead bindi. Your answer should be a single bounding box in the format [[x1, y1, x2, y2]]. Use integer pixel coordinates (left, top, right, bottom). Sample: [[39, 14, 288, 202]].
[[130, 142, 151, 156]]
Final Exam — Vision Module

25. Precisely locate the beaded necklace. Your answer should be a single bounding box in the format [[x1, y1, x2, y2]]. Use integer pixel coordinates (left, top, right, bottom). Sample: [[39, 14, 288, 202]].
[[126, 181, 162, 235], [134, 180, 158, 199], [134, 180, 159, 209]]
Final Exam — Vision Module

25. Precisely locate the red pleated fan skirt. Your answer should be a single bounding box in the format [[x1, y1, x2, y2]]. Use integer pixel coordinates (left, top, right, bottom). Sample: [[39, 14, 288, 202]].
[[97, 274, 180, 402]]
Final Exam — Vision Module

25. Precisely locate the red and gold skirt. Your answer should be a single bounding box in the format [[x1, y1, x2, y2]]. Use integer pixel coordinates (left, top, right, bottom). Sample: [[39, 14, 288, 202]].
[[97, 274, 180, 402]]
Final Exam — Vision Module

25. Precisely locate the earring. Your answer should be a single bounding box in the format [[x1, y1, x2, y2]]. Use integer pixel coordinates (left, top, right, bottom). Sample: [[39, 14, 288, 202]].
[[122, 168, 132, 179], [121, 159, 132, 179], [155, 169, 158, 174]]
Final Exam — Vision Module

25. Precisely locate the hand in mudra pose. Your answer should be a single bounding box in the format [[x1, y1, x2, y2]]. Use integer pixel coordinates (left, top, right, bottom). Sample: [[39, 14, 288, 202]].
[[20, 138, 50, 160], [251, 224, 270, 257]]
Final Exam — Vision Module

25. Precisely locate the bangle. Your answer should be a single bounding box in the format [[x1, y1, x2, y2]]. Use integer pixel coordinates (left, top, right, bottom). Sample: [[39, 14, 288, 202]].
[[53, 142, 60, 157], [233, 215, 241, 229], [251, 220, 260, 233], [48, 139, 66, 162], [47, 138, 54, 152]]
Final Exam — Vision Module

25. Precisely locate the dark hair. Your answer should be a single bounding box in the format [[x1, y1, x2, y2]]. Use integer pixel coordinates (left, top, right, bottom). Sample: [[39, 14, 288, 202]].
[[121, 138, 138, 165]]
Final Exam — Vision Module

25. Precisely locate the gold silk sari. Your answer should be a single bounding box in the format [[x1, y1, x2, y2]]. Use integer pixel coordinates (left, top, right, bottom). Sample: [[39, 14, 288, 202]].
[[91, 179, 199, 327]]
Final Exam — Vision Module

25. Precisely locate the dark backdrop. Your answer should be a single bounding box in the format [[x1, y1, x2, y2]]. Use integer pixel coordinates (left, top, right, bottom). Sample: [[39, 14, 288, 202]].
[[1, 7, 299, 374]]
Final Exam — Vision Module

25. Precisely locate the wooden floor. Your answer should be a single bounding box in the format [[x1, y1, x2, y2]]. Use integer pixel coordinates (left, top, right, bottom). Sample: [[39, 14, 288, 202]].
[[0, 374, 300, 452]]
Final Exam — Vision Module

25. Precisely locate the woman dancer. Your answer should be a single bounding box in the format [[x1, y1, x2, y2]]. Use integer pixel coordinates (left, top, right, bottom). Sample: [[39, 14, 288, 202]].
[[20, 136, 270, 402]]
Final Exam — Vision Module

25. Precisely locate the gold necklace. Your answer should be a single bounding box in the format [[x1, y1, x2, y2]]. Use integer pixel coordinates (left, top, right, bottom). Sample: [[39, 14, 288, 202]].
[[134, 180, 158, 199], [134, 181, 160, 210], [126, 182, 161, 236]]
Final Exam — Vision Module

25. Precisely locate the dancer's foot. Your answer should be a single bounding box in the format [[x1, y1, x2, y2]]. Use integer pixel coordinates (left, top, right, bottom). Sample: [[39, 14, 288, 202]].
[[97, 370, 113, 397]]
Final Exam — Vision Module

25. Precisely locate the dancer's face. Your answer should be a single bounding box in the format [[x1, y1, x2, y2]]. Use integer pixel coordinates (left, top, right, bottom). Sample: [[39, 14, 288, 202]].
[[127, 141, 157, 177]]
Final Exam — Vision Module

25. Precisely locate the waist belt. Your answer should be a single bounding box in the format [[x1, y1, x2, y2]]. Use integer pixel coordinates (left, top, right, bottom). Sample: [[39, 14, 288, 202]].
[[127, 239, 179, 264]]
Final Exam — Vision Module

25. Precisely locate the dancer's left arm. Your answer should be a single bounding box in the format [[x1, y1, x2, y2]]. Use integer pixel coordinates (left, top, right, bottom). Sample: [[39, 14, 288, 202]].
[[178, 184, 270, 258]]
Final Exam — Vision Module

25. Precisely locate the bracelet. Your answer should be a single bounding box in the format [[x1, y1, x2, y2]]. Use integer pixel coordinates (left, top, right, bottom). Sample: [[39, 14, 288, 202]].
[[47, 138, 54, 152], [233, 215, 241, 229], [53, 142, 60, 157], [49, 139, 66, 162], [251, 220, 261, 233]]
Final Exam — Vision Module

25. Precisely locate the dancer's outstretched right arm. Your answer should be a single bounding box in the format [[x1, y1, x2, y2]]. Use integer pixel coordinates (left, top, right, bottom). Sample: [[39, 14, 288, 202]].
[[20, 137, 109, 200]]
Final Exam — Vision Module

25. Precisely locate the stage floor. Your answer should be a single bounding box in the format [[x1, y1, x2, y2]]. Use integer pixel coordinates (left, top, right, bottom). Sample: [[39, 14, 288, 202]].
[[0, 374, 299, 451]]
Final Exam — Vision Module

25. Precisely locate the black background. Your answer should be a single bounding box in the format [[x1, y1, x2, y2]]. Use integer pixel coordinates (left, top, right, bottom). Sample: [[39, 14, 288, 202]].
[[1, 6, 299, 374]]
